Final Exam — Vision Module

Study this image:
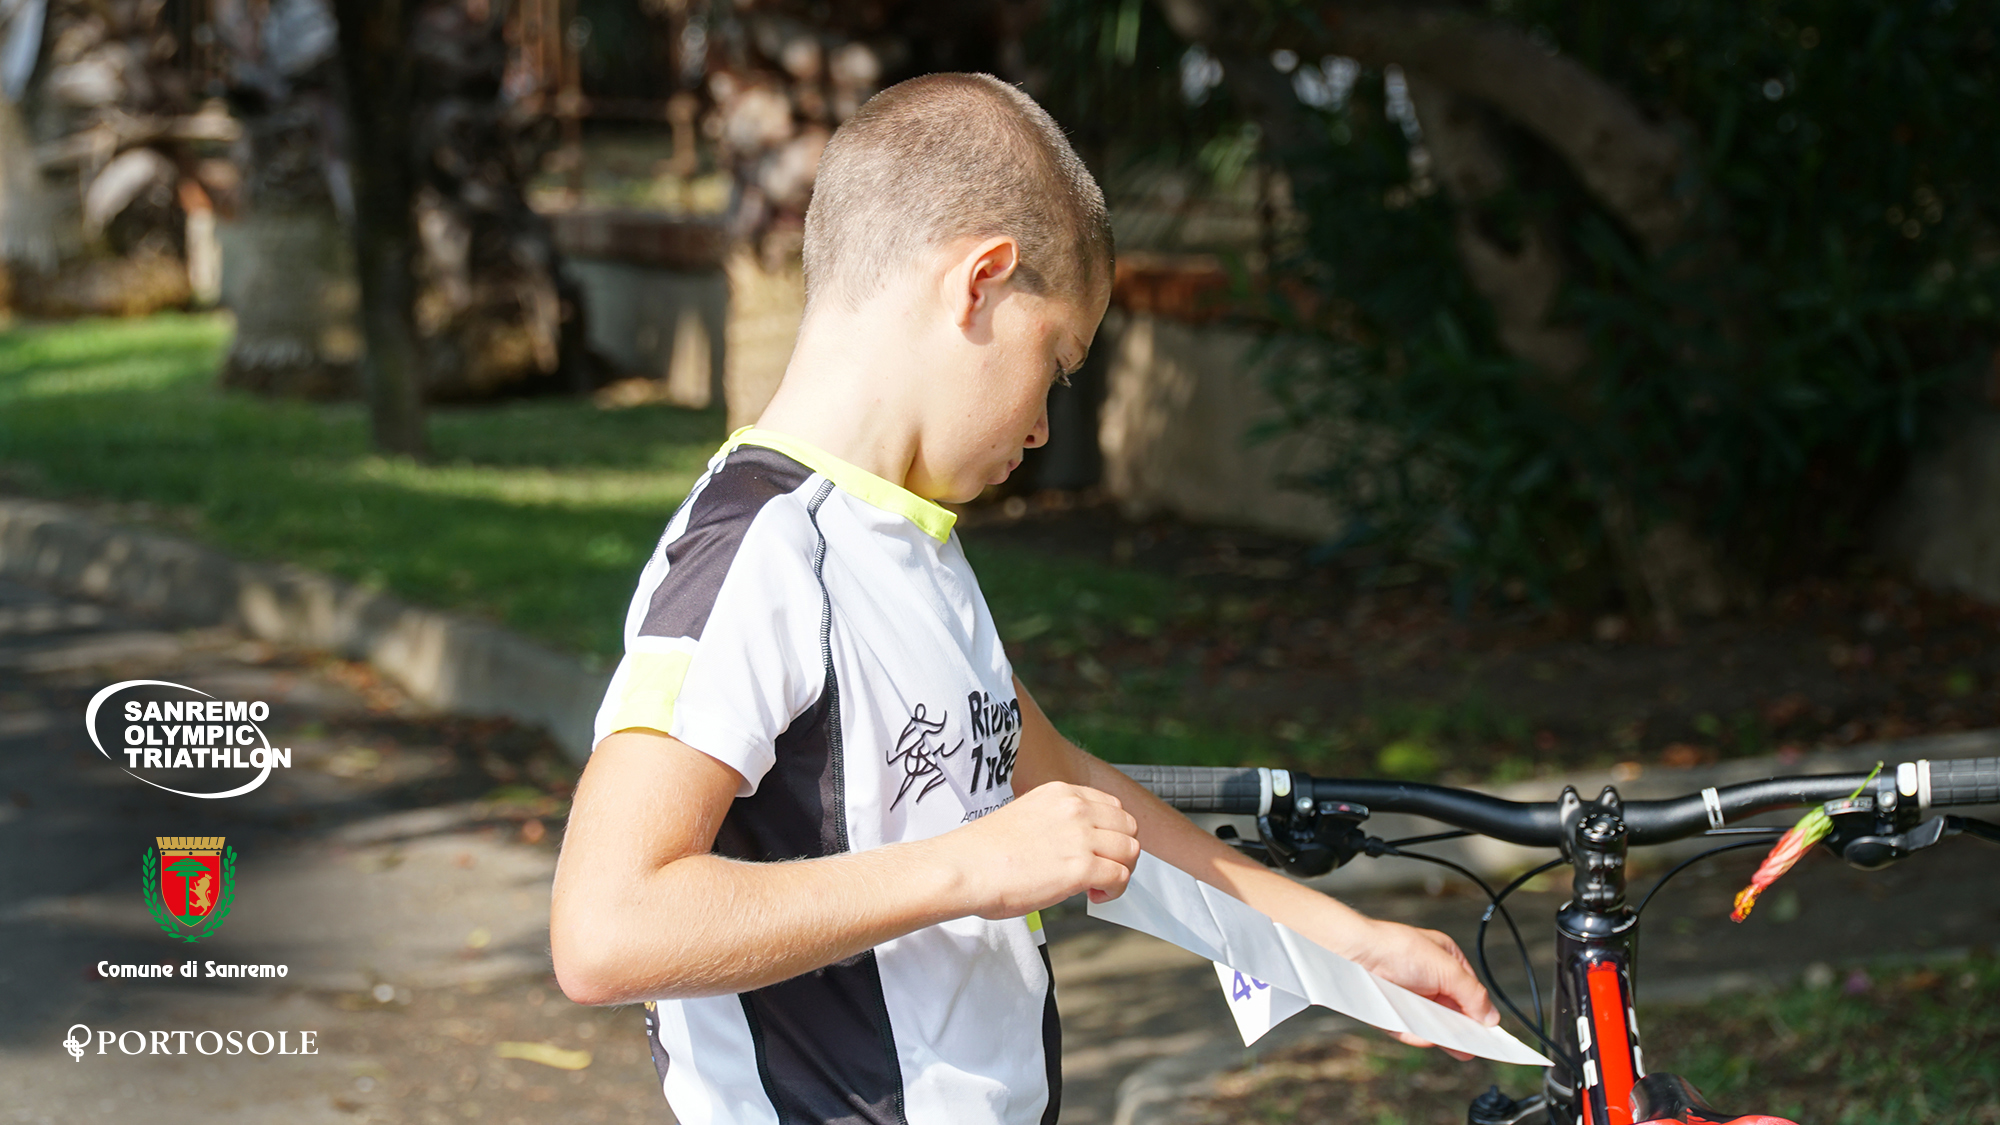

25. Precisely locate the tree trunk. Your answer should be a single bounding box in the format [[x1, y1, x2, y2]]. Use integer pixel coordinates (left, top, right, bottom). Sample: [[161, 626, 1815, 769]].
[[1402, 75, 1588, 382], [4, 0, 213, 315], [406, 0, 598, 401], [330, 0, 427, 457], [1166, 0, 1740, 629], [210, 0, 365, 398], [0, 96, 62, 277]]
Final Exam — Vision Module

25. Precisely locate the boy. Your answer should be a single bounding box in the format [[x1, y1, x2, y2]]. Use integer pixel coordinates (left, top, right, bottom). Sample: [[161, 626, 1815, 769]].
[[549, 72, 1493, 1125]]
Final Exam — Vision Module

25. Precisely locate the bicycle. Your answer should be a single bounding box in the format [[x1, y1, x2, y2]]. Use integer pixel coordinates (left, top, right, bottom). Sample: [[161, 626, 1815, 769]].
[[1113, 756, 2000, 1125]]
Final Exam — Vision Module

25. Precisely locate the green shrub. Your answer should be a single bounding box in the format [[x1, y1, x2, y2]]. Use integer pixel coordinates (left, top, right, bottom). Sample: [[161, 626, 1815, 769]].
[[1033, 0, 2000, 607]]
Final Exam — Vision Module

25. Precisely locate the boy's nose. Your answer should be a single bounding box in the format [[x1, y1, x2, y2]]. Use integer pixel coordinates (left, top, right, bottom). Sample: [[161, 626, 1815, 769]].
[[1024, 408, 1049, 448]]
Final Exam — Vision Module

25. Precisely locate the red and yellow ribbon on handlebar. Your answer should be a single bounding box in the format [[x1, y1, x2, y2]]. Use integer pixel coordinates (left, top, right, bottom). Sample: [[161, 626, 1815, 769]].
[[1730, 762, 1882, 922]]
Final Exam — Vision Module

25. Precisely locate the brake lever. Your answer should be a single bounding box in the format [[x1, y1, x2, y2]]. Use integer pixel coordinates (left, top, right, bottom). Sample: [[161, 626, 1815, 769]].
[[1834, 813, 1968, 870], [1949, 816, 2000, 846], [1212, 802, 1372, 878], [1213, 824, 1274, 866]]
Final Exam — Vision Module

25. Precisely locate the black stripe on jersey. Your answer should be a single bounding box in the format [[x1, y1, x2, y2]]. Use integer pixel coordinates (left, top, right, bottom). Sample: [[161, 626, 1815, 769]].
[[723, 481, 911, 1125], [642, 1003, 672, 1089], [640, 445, 813, 641], [740, 955, 908, 1125], [1038, 945, 1063, 1125]]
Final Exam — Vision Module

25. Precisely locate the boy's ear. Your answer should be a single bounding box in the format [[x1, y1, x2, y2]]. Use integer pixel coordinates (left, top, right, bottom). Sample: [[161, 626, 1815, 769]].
[[949, 235, 1022, 330]]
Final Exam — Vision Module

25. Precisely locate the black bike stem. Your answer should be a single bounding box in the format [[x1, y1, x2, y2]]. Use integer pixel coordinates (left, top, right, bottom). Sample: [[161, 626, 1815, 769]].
[[1544, 785, 1645, 1125]]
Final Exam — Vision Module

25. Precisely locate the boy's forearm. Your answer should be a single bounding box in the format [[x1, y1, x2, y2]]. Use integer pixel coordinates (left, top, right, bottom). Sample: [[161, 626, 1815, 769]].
[[1010, 679, 1380, 952], [556, 835, 969, 1006], [1075, 752, 1383, 955], [554, 727, 1138, 1008]]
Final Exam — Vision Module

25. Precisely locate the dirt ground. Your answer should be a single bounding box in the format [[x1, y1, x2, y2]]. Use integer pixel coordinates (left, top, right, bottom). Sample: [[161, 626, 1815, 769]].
[[959, 491, 2000, 778]]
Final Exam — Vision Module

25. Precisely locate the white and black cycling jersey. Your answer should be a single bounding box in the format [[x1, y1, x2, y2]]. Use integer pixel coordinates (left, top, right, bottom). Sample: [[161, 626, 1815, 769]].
[[594, 427, 1059, 1125]]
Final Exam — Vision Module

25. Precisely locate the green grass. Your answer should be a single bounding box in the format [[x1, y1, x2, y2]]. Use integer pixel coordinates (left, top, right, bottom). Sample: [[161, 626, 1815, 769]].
[[1197, 957, 2000, 1125], [970, 541, 1262, 764], [0, 314, 724, 656], [1644, 959, 2000, 1123]]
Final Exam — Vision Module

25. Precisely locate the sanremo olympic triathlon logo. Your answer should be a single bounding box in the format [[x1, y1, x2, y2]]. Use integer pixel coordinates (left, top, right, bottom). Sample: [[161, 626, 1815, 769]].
[[85, 679, 293, 799]]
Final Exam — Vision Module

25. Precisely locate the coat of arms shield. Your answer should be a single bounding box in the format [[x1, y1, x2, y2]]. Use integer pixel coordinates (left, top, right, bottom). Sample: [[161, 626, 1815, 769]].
[[143, 836, 235, 943]]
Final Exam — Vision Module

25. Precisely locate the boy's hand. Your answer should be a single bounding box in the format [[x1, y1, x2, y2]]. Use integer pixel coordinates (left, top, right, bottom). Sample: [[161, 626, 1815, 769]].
[[943, 782, 1140, 919], [1321, 917, 1498, 1059]]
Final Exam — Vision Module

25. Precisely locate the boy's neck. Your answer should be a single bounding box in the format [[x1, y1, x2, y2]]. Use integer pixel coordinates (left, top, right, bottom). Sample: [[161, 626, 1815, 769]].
[[753, 295, 941, 498]]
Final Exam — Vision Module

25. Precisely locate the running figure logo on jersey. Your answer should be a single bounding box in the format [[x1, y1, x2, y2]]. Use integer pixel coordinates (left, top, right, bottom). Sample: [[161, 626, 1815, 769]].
[[889, 704, 963, 808], [888, 694, 1025, 809], [142, 836, 236, 943]]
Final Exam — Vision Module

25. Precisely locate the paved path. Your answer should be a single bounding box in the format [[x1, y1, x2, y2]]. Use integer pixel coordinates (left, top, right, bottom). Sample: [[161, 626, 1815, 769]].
[[0, 576, 662, 1125], [3, 574, 1996, 1125]]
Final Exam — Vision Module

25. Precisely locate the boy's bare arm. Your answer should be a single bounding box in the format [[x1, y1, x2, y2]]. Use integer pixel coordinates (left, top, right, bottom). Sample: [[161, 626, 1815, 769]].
[[1008, 677, 1497, 1049], [550, 728, 1140, 1006]]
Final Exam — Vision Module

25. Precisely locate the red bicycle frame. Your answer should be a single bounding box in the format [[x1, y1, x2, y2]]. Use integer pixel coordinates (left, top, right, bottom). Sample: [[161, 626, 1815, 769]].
[[1541, 788, 1798, 1125]]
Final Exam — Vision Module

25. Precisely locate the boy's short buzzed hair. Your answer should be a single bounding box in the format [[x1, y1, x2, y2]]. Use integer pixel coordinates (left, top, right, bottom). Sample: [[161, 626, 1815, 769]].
[[802, 72, 1114, 315]]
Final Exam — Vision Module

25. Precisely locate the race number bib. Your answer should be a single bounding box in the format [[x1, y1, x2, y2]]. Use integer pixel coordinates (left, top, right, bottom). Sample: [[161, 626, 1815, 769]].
[[1213, 962, 1309, 1045]]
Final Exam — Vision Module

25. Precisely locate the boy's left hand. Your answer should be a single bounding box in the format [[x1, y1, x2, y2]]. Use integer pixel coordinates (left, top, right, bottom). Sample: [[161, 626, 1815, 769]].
[[1301, 916, 1498, 1059], [1013, 682, 1502, 1059]]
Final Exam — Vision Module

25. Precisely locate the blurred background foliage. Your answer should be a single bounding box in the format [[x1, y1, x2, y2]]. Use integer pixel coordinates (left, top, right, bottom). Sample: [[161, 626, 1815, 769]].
[[7, 0, 2000, 777], [1030, 0, 2000, 613]]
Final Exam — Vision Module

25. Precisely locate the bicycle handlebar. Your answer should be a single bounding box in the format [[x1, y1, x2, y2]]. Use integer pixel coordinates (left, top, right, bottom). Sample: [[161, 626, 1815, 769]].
[[1932, 755, 2000, 806], [1116, 757, 2000, 847]]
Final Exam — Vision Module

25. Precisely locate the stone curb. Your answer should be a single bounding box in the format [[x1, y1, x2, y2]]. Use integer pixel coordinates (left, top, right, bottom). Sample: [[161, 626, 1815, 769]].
[[0, 496, 609, 761]]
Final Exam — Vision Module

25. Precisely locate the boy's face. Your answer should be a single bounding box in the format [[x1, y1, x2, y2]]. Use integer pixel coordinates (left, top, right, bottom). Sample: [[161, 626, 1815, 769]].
[[916, 242, 1111, 504]]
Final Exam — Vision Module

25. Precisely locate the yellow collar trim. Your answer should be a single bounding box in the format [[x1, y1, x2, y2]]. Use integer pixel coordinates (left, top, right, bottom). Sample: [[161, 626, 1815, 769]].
[[724, 426, 958, 544]]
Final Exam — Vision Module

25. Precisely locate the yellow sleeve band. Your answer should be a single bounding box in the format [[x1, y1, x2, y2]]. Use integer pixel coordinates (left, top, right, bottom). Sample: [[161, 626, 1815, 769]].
[[599, 650, 695, 738]]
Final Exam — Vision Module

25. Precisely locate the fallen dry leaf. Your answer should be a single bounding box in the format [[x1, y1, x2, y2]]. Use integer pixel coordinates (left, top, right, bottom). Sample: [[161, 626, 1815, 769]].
[[496, 1041, 592, 1070]]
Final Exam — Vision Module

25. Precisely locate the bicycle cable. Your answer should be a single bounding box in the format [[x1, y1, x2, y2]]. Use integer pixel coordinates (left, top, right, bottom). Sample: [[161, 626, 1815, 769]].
[[1477, 857, 1570, 1063], [1633, 830, 1784, 917], [1385, 829, 1475, 849], [1371, 843, 1581, 1079]]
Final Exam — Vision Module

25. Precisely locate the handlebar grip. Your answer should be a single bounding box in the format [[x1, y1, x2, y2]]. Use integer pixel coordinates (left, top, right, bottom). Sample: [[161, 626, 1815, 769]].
[[1929, 757, 2000, 807], [1114, 764, 1266, 815]]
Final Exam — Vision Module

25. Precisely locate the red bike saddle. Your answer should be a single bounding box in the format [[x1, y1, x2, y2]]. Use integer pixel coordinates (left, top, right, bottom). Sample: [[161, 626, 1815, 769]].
[[1631, 1073, 1799, 1125]]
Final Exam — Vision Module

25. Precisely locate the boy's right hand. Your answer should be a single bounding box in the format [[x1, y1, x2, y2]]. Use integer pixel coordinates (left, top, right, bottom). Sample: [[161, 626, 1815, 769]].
[[943, 782, 1141, 919]]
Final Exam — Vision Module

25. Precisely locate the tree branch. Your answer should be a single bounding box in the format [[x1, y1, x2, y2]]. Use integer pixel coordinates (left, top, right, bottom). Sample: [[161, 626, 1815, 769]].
[[1403, 73, 1587, 380], [1156, 0, 1691, 253]]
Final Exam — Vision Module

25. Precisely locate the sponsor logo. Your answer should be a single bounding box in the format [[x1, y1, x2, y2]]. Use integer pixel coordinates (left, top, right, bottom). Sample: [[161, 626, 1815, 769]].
[[96, 959, 290, 979], [886, 691, 1024, 814], [143, 836, 235, 943], [888, 703, 962, 809], [63, 1024, 318, 1061], [963, 690, 1021, 794], [86, 679, 292, 798]]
